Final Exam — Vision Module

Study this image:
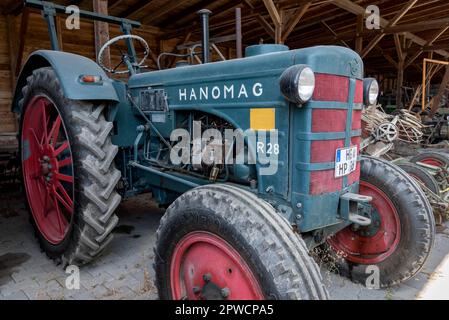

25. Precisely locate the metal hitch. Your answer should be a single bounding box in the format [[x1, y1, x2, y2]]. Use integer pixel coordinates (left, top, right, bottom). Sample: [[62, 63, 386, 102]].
[[340, 193, 373, 227]]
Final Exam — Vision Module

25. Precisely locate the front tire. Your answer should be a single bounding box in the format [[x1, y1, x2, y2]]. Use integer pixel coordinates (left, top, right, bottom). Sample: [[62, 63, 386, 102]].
[[19, 67, 121, 265], [325, 156, 435, 287], [154, 184, 328, 300]]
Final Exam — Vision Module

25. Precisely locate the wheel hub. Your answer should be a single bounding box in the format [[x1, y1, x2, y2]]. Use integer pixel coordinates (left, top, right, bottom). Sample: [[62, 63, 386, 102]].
[[170, 231, 264, 300], [327, 181, 401, 264], [191, 273, 230, 300]]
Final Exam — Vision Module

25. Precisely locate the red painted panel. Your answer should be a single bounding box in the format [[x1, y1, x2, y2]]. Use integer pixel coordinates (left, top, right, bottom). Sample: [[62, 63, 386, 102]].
[[354, 80, 363, 104], [313, 74, 349, 102], [351, 110, 362, 130], [310, 139, 345, 163], [310, 170, 342, 195], [311, 109, 347, 132]]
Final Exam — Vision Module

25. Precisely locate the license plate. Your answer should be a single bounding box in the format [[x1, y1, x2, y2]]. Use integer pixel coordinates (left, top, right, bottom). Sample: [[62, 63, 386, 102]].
[[335, 146, 357, 178]]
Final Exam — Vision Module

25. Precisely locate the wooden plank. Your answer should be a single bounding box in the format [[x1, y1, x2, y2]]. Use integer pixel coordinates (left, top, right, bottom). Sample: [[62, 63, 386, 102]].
[[15, 9, 29, 76], [262, 0, 281, 27], [93, 0, 110, 65], [141, 0, 191, 24]]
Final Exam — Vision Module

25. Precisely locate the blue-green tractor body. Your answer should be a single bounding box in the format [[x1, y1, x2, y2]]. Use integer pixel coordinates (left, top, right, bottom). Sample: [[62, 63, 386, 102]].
[[13, 43, 366, 244]]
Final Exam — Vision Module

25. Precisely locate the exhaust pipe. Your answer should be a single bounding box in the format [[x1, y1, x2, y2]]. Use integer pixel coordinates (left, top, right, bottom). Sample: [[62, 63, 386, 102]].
[[197, 9, 212, 63]]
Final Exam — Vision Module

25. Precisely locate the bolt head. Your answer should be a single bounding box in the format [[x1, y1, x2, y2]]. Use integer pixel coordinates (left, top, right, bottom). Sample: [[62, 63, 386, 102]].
[[296, 214, 302, 220], [221, 287, 230, 298], [203, 273, 212, 282], [42, 156, 50, 162], [296, 203, 302, 208]]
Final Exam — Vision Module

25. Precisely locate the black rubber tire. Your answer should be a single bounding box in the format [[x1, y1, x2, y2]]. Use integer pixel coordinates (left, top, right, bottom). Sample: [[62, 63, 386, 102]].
[[18, 67, 121, 265], [397, 162, 440, 194], [322, 156, 435, 288], [154, 184, 328, 300]]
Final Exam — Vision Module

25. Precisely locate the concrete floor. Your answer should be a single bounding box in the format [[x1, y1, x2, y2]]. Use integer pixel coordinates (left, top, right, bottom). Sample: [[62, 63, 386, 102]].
[[1, 188, 449, 300]]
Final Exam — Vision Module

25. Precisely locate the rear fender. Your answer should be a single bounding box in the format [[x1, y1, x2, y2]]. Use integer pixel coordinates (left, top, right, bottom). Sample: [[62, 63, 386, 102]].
[[12, 50, 119, 113]]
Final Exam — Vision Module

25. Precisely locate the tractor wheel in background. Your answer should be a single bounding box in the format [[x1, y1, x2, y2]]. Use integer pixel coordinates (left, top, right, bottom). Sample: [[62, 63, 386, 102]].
[[19, 67, 121, 265], [410, 151, 449, 191], [154, 184, 328, 300], [410, 151, 449, 168], [396, 162, 440, 194], [324, 156, 435, 287]]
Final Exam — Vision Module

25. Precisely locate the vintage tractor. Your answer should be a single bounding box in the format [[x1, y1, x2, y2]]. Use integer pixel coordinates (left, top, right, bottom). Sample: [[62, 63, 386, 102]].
[[13, 1, 435, 299]]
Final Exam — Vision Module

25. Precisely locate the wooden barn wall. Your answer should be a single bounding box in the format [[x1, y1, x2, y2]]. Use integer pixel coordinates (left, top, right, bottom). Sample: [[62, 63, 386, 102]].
[[0, 11, 184, 135], [0, 15, 15, 134]]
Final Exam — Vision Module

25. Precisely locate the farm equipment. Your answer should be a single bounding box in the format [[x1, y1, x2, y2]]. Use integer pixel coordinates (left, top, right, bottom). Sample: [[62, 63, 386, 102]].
[[13, 0, 435, 299]]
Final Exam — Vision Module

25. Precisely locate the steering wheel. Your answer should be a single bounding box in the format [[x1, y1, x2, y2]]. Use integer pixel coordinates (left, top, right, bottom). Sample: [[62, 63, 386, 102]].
[[97, 34, 150, 74]]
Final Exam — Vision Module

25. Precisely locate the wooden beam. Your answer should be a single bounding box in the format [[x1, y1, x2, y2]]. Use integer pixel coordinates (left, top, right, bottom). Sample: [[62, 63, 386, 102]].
[[393, 34, 403, 61], [360, 0, 418, 58], [332, 0, 449, 59], [262, 0, 281, 27], [281, 1, 311, 42], [405, 27, 449, 69], [321, 21, 349, 48], [385, 17, 449, 34], [93, 0, 110, 65], [243, 0, 275, 39]]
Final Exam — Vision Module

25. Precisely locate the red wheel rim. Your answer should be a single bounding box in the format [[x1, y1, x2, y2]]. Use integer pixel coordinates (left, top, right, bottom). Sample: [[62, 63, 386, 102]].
[[418, 157, 445, 168], [327, 181, 401, 264], [170, 231, 264, 300], [21, 95, 74, 245]]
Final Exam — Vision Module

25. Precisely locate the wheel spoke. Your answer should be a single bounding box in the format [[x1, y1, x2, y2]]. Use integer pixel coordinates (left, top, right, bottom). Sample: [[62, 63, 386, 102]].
[[54, 141, 69, 156], [55, 172, 74, 183], [48, 115, 62, 146], [29, 128, 43, 152], [58, 157, 73, 168], [54, 181, 74, 214], [38, 99, 49, 146], [43, 186, 50, 217], [51, 193, 66, 234]]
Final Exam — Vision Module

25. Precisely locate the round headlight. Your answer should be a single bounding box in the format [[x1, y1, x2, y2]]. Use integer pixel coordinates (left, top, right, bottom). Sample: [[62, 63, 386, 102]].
[[363, 78, 379, 105], [280, 65, 315, 104]]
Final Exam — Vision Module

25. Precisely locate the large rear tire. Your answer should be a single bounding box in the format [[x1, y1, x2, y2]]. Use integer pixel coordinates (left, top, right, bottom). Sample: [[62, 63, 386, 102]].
[[324, 156, 435, 287], [154, 184, 328, 300], [19, 67, 121, 265]]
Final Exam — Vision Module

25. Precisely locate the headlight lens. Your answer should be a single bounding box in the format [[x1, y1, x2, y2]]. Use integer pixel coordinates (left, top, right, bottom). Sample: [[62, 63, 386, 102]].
[[280, 65, 315, 104], [363, 78, 379, 105]]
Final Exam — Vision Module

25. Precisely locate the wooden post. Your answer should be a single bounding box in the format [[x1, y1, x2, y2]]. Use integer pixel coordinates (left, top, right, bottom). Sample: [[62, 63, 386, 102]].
[[355, 15, 363, 54], [396, 58, 404, 109], [430, 64, 449, 116], [93, 0, 110, 65], [235, 7, 242, 58]]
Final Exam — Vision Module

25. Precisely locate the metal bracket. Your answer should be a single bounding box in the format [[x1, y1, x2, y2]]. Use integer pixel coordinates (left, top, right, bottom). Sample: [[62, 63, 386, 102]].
[[42, 2, 60, 51], [339, 192, 373, 226]]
